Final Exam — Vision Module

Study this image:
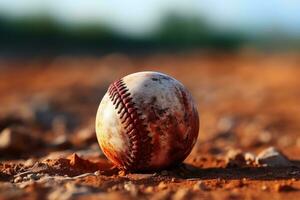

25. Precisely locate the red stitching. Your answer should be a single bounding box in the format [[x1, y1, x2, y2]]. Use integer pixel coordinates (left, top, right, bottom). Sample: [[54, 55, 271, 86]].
[[108, 79, 153, 170]]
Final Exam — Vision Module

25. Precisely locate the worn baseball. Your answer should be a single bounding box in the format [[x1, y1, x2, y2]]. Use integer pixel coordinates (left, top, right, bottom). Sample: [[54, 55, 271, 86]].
[[95, 71, 199, 171]]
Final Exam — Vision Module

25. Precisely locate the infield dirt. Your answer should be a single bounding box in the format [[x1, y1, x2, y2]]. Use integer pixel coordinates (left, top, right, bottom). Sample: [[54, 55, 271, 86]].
[[0, 51, 300, 200]]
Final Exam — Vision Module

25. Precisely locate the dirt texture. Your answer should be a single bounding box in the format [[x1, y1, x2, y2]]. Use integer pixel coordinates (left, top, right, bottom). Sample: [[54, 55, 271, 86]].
[[0, 51, 300, 200]]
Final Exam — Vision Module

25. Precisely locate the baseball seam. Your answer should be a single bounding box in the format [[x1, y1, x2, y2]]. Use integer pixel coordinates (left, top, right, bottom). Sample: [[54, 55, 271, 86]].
[[108, 79, 153, 170]]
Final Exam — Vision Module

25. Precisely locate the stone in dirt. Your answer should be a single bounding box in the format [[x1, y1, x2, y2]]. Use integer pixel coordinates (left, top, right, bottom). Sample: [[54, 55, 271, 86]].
[[255, 147, 293, 167], [225, 149, 255, 167]]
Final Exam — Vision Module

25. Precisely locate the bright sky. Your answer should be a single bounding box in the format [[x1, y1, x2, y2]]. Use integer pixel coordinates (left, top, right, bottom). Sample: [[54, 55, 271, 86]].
[[0, 0, 300, 37]]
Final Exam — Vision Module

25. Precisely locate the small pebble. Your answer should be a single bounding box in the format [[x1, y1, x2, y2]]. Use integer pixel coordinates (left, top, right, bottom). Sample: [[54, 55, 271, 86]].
[[14, 176, 23, 183], [94, 170, 101, 176], [28, 173, 39, 180], [256, 147, 293, 167]]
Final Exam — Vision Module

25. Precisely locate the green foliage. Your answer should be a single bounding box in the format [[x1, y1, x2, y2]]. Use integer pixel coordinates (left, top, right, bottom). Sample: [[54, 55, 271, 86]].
[[2, 13, 297, 55], [153, 14, 245, 49]]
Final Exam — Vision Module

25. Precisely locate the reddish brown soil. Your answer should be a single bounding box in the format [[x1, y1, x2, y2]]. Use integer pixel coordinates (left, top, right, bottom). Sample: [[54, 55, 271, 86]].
[[0, 51, 300, 199]]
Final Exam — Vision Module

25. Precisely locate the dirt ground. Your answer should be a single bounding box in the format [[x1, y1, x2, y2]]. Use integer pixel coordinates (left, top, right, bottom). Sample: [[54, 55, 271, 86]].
[[0, 51, 300, 200]]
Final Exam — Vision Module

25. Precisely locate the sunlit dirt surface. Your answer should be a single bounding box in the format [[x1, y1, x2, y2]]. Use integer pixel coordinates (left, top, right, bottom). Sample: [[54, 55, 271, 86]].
[[1, 51, 300, 199]]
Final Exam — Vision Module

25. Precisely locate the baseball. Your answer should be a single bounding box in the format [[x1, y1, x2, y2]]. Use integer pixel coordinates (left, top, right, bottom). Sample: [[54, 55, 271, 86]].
[[95, 71, 199, 171]]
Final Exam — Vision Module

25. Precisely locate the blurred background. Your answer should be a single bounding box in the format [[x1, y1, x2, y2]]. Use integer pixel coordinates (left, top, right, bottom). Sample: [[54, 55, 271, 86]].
[[0, 1, 300, 161], [1, 0, 300, 56]]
